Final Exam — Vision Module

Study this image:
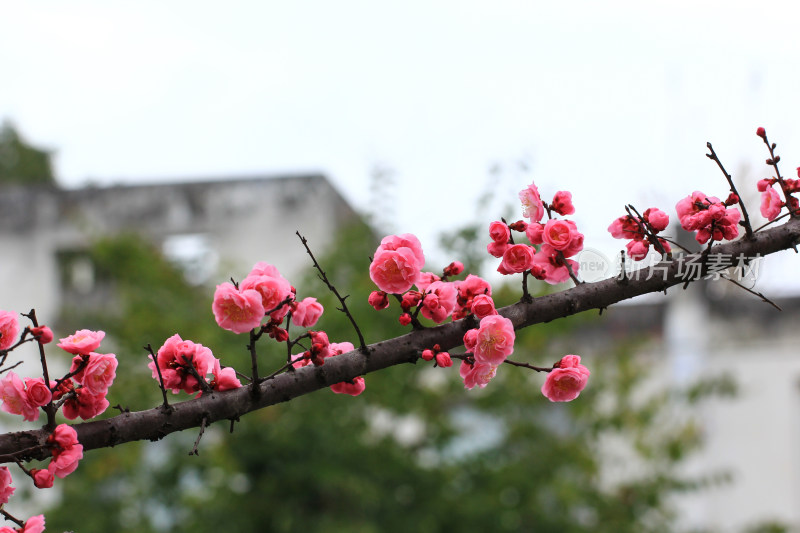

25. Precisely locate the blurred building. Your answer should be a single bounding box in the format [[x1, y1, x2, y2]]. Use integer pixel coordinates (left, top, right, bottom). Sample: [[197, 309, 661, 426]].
[[581, 281, 800, 531], [0, 174, 362, 324]]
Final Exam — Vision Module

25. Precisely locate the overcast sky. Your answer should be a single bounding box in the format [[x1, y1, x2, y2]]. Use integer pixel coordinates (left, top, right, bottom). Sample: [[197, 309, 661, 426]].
[[2, 1, 799, 288]]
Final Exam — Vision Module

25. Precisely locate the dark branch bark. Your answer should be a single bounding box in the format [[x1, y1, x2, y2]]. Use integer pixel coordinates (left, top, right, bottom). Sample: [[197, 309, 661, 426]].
[[2, 218, 799, 463]]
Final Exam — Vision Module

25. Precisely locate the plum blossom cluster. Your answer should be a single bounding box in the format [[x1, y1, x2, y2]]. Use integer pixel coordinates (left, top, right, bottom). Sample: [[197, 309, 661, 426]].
[[675, 191, 741, 245], [148, 334, 241, 396], [541, 355, 591, 402], [292, 339, 366, 396], [487, 183, 583, 284], [757, 168, 800, 221], [608, 207, 671, 261]]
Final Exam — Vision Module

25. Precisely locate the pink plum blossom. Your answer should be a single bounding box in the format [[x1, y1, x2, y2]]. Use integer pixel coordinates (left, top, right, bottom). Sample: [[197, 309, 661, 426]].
[[626, 239, 650, 261], [31, 468, 54, 489], [497, 244, 535, 275], [240, 273, 294, 318], [148, 334, 216, 394], [24, 378, 51, 408], [487, 241, 509, 258], [551, 191, 575, 216], [488, 221, 510, 244], [369, 248, 422, 294], [531, 244, 579, 285], [209, 360, 242, 392], [472, 315, 515, 366], [434, 352, 452, 368], [420, 281, 457, 323], [519, 181, 545, 222], [644, 207, 670, 232], [212, 282, 265, 334], [454, 275, 493, 319], [470, 294, 497, 319], [20, 515, 45, 533], [29, 326, 53, 344], [47, 424, 82, 478], [542, 219, 583, 253], [377, 233, 425, 270], [525, 222, 545, 245], [330, 377, 366, 396], [460, 361, 498, 389], [541, 354, 590, 402], [57, 329, 105, 355], [368, 291, 390, 311], [70, 353, 118, 396], [0, 372, 39, 421], [62, 388, 109, 420], [761, 187, 782, 221], [292, 297, 324, 328], [0, 311, 19, 352], [0, 466, 14, 504], [676, 191, 740, 244]]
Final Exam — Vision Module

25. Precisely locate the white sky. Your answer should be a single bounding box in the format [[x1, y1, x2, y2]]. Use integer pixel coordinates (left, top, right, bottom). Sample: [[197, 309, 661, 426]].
[[2, 1, 799, 287]]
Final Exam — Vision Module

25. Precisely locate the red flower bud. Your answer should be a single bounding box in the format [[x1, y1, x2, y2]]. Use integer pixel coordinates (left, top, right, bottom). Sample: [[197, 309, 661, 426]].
[[756, 126, 766, 138], [398, 313, 412, 326]]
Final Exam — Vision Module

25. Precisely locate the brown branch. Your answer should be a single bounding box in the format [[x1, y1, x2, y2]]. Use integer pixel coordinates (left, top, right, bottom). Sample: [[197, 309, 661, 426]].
[[706, 142, 755, 239], [0, 217, 798, 462]]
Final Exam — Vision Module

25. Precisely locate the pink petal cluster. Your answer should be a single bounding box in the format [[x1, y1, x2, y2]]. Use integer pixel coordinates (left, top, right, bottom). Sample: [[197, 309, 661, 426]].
[[760, 186, 782, 221], [30, 326, 53, 344], [31, 468, 54, 489], [550, 191, 575, 216], [47, 424, 83, 479], [61, 387, 109, 421], [240, 262, 294, 319], [70, 353, 118, 396], [487, 221, 511, 257], [469, 315, 516, 366], [459, 361, 498, 390], [497, 244, 535, 275], [209, 360, 242, 393], [0, 311, 20, 352], [0, 515, 45, 533], [453, 274, 492, 320], [292, 297, 324, 328], [530, 244, 580, 285], [541, 355, 590, 402], [369, 233, 425, 294], [57, 329, 105, 355], [0, 466, 14, 504], [519, 181, 545, 222], [293, 339, 365, 396], [419, 281, 457, 323], [148, 334, 216, 395], [608, 207, 671, 261], [0, 372, 49, 421], [212, 282, 265, 334], [676, 191, 740, 244]]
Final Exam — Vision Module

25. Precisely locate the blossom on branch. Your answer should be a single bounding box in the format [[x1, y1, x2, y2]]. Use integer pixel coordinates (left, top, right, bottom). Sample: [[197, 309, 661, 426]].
[[541, 355, 590, 402], [0, 311, 19, 352]]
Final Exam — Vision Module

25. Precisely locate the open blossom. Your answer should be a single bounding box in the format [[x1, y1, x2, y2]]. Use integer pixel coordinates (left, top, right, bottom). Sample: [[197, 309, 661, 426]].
[[497, 244, 535, 275], [148, 334, 216, 394], [542, 219, 583, 256], [519, 181, 545, 222], [541, 354, 590, 402], [377, 233, 425, 269], [70, 352, 118, 396], [761, 187, 782, 221], [330, 377, 366, 396], [292, 297, 324, 328], [531, 244, 579, 285], [212, 282, 265, 334], [369, 248, 422, 294], [460, 360, 498, 389], [24, 378, 52, 408], [472, 315, 515, 366], [209, 360, 242, 392], [454, 274, 492, 319], [62, 387, 109, 420], [0, 466, 14, 504], [0, 311, 19, 351], [57, 329, 105, 355], [240, 270, 294, 319], [0, 372, 40, 421], [420, 281, 457, 323]]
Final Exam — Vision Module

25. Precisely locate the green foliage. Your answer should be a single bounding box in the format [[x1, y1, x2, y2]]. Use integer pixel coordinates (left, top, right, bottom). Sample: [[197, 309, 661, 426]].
[[44, 223, 736, 533], [0, 121, 55, 186]]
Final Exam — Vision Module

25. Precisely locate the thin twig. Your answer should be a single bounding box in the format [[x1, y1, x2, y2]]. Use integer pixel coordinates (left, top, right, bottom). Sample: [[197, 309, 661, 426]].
[[296, 232, 368, 352], [706, 142, 754, 239], [189, 415, 208, 456], [502, 358, 553, 373], [145, 344, 170, 410], [721, 274, 782, 311]]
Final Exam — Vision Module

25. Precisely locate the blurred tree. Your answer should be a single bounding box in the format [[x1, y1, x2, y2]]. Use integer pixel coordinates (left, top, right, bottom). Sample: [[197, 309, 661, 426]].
[[0, 121, 55, 186], [42, 222, 738, 533]]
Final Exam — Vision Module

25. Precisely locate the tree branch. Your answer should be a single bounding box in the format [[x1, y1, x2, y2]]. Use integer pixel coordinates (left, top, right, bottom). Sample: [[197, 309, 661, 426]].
[[1, 217, 798, 462]]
